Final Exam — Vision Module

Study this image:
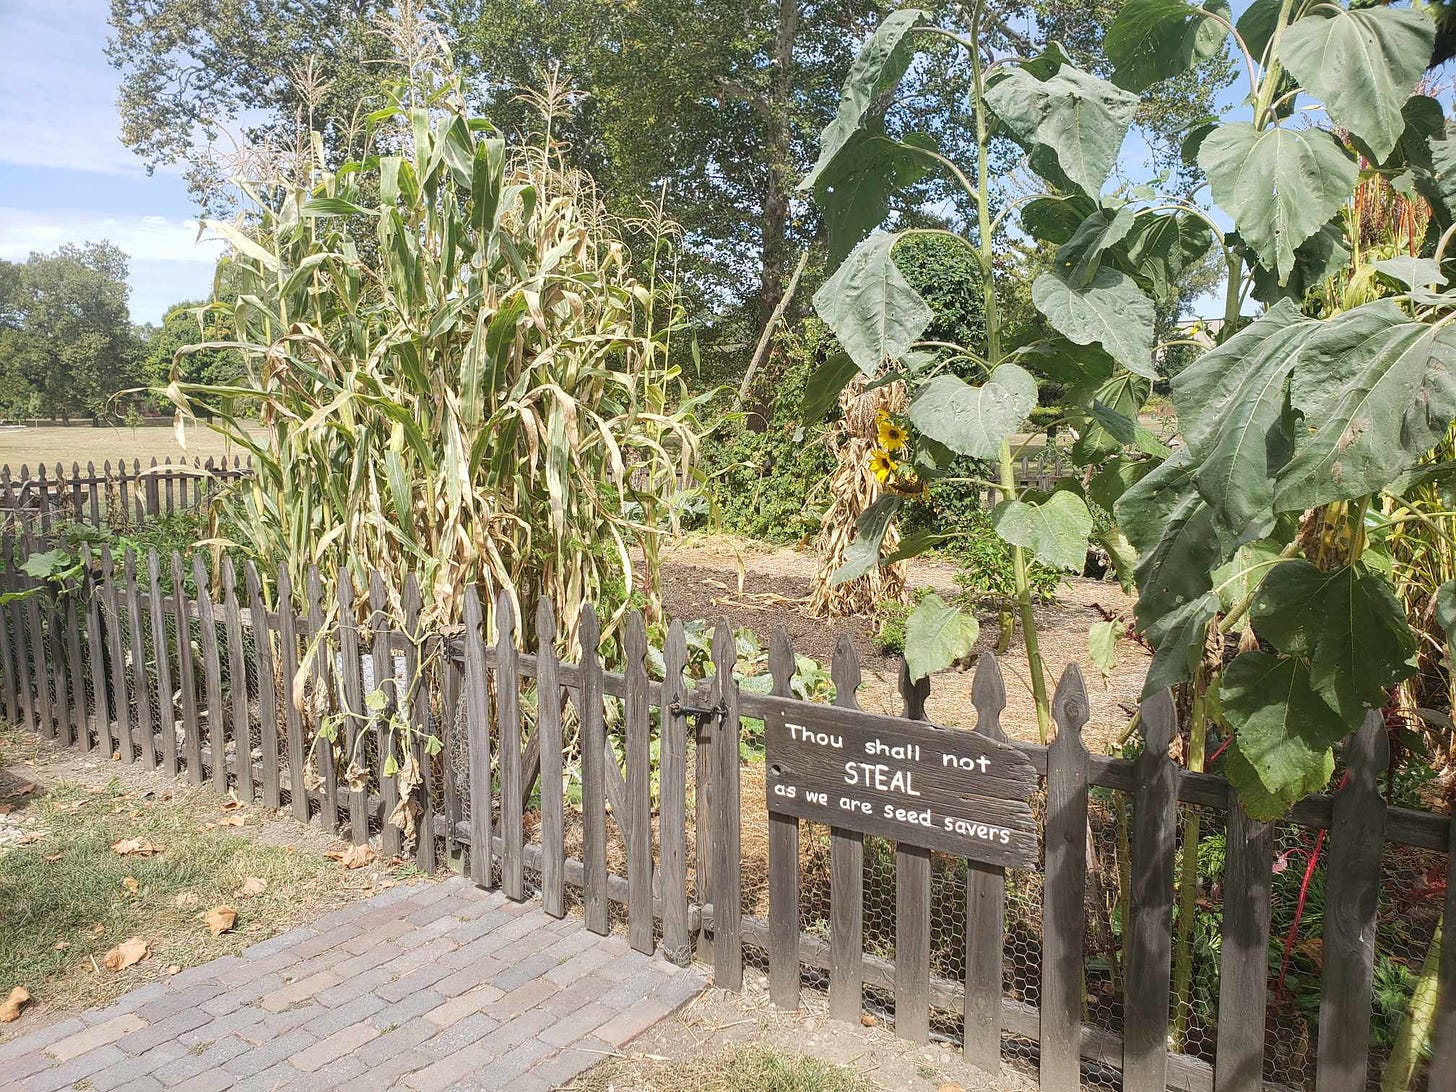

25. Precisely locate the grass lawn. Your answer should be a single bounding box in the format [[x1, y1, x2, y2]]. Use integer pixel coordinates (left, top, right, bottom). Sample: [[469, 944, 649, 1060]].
[[0, 424, 264, 472], [570, 1045, 876, 1092], [0, 726, 416, 1034]]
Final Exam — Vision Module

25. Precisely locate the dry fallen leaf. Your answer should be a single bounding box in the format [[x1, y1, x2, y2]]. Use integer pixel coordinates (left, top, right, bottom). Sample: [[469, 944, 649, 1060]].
[[860, 1014, 878, 1027], [0, 987, 30, 1023], [218, 815, 245, 828], [121, 877, 139, 895], [220, 794, 242, 812], [102, 937, 148, 971], [52, 939, 67, 951], [89, 923, 105, 937], [110, 838, 162, 857], [174, 892, 199, 910], [237, 877, 267, 898], [14, 783, 34, 797], [164, 964, 181, 976], [17, 832, 44, 845], [205, 906, 237, 937], [0, 804, 13, 815], [43, 853, 61, 863], [325, 844, 376, 870]]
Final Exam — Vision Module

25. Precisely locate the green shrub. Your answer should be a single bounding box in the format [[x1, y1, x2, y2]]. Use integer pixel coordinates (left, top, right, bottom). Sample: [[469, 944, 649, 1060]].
[[699, 322, 837, 543]]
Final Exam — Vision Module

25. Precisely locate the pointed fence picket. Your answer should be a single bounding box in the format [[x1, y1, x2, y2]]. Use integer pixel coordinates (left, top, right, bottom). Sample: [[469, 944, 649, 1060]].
[[0, 536, 1450, 1092]]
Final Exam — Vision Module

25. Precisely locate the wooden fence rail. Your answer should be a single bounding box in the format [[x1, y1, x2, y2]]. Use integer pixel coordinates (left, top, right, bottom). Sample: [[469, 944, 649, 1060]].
[[0, 457, 251, 532], [0, 539, 1452, 1092]]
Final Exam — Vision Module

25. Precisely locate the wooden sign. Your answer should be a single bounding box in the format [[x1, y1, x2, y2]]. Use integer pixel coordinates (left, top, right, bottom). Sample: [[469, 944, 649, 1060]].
[[764, 699, 1039, 870]]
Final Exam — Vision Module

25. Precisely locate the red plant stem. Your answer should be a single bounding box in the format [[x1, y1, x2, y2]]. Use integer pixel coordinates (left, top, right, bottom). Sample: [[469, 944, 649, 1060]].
[[1208, 735, 1232, 766], [1275, 827, 1326, 1000], [1273, 769, 1352, 1000]]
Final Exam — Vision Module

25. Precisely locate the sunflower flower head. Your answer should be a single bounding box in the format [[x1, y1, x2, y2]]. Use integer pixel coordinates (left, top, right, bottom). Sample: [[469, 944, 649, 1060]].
[[869, 448, 898, 484], [877, 418, 908, 452]]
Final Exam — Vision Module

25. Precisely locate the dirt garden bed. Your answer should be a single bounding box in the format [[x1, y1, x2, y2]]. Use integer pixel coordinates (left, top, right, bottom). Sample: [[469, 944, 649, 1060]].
[[657, 534, 1150, 751]]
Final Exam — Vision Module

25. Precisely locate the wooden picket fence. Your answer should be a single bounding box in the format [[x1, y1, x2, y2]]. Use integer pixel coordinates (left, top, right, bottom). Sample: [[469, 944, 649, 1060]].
[[2, 538, 1454, 1091], [0, 457, 251, 532]]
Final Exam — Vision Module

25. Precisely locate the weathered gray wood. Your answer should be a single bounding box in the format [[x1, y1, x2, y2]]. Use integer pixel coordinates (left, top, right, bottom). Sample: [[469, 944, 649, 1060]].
[[44, 561, 70, 744], [624, 610, 654, 953], [122, 551, 153, 766], [441, 644, 461, 865], [22, 538, 54, 740], [463, 586, 494, 888], [336, 573, 367, 843], [1214, 798, 1274, 1092], [695, 652, 715, 964], [767, 626, 800, 1010], [221, 559, 253, 799], [1431, 810, 1456, 1092], [10, 541, 37, 735], [1316, 713, 1389, 1092], [1039, 664, 1091, 1089], [0, 534, 19, 726], [171, 552, 201, 781], [245, 561, 278, 808], [497, 590, 523, 899], [580, 603, 609, 934], [369, 570, 401, 858], [146, 550, 173, 776], [964, 654, 1012, 1068], [276, 565, 308, 819], [404, 575, 434, 871], [90, 461, 102, 523], [711, 618, 744, 991], [193, 554, 227, 791], [63, 580, 86, 749], [1123, 688, 1179, 1092], [763, 699, 1038, 867], [538, 598, 563, 913], [898, 659, 929, 721], [660, 618, 690, 963], [101, 548, 132, 759], [894, 841, 932, 1046], [145, 458, 159, 517], [164, 457, 174, 514], [306, 566, 337, 829], [828, 633, 865, 1024]]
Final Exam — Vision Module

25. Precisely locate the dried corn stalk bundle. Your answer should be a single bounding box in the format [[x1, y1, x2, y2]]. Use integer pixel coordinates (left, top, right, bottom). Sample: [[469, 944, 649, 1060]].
[[809, 376, 909, 618]]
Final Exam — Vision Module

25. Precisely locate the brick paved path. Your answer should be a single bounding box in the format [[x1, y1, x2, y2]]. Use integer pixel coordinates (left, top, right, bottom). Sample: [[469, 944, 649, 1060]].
[[0, 876, 706, 1091]]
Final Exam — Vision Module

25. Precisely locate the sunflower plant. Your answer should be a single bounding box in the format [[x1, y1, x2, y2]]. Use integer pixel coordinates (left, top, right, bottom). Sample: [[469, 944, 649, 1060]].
[[806, 0, 1456, 826]]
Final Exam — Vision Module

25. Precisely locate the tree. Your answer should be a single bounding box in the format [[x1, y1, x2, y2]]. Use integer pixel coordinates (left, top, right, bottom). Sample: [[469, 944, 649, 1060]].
[[106, 2, 1233, 349], [0, 244, 141, 420], [141, 300, 241, 410]]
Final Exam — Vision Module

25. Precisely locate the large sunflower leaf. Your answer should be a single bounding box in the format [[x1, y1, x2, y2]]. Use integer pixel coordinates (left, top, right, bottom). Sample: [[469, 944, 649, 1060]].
[[1220, 651, 1347, 799], [813, 232, 933, 375], [1250, 561, 1417, 722], [1277, 4, 1434, 163], [908, 364, 1037, 460], [1224, 735, 1335, 822], [1275, 299, 1456, 511], [1032, 267, 1156, 379], [985, 65, 1139, 199], [1170, 299, 1317, 537], [1055, 206, 1139, 288], [1115, 210, 1214, 303], [1246, 219, 1351, 306], [903, 593, 980, 682], [802, 9, 925, 189], [1199, 123, 1357, 284], [813, 132, 932, 267], [1106, 0, 1231, 91], [992, 492, 1093, 572], [830, 494, 904, 585], [1117, 450, 1231, 632]]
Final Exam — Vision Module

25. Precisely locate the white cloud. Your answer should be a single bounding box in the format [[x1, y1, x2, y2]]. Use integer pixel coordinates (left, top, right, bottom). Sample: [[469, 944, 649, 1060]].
[[0, 207, 224, 323], [0, 0, 161, 176], [0, 207, 221, 264]]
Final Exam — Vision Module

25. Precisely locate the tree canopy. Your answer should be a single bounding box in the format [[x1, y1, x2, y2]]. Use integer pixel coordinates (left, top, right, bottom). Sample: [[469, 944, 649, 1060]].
[[0, 243, 141, 420]]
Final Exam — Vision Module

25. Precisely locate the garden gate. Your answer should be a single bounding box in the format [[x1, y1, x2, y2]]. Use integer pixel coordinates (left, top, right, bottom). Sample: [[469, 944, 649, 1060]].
[[1, 536, 1454, 1091]]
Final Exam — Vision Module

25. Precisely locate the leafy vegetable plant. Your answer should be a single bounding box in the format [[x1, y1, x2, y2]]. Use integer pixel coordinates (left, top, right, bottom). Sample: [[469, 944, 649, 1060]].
[[804, 0, 1454, 820]]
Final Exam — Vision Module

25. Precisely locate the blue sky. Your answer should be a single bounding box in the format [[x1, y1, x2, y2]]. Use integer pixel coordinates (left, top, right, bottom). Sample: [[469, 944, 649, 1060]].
[[0, 0, 222, 324]]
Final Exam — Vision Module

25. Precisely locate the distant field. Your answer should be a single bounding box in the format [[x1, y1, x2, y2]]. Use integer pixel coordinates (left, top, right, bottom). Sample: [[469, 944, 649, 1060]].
[[0, 424, 265, 472]]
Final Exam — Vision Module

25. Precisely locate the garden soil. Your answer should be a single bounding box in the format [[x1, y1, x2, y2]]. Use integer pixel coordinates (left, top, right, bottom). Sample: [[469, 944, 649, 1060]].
[[657, 534, 1150, 751]]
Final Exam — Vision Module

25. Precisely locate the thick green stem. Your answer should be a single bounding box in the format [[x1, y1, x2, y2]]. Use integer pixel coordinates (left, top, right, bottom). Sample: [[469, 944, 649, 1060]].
[[1001, 440, 1050, 742], [1381, 917, 1442, 1092], [1171, 660, 1210, 1050]]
